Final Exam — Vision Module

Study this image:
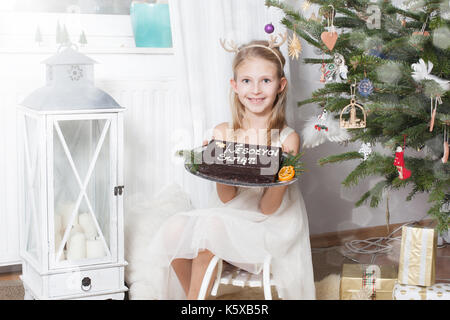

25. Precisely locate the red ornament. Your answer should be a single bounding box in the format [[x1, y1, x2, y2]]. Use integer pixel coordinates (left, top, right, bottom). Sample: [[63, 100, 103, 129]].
[[412, 31, 430, 36], [394, 135, 411, 180], [394, 146, 411, 180]]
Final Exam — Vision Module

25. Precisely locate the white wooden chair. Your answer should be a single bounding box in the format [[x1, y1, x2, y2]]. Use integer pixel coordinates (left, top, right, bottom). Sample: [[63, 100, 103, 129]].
[[197, 255, 280, 300]]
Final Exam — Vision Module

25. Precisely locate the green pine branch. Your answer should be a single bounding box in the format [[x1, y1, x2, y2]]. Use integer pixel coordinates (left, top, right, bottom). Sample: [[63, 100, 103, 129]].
[[282, 151, 306, 177], [317, 151, 363, 166], [355, 180, 390, 207]]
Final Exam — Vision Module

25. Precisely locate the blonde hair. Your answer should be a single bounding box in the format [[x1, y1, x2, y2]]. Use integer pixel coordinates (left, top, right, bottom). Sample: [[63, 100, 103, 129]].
[[230, 40, 288, 146]]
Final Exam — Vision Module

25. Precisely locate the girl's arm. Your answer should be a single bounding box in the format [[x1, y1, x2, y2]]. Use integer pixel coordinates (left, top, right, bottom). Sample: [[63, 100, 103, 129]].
[[259, 131, 301, 215], [259, 185, 288, 214], [207, 122, 238, 204], [216, 183, 238, 204]]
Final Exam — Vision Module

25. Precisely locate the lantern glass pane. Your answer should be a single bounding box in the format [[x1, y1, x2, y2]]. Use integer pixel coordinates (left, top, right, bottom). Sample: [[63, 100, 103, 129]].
[[23, 116, 42, 263], [86, 123, 111, 251], [53, 119, 110, 263]]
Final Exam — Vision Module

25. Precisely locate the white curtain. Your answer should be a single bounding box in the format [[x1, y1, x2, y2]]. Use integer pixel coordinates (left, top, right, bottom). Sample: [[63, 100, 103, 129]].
[[168, 0, 290, 208]]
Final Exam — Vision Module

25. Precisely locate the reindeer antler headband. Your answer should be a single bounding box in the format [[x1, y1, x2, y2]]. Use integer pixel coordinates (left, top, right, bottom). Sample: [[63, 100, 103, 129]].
[[220, 32, 288, 68]]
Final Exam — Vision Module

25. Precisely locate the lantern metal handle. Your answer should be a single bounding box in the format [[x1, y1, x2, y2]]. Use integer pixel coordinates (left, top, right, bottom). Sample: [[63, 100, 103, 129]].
[[81, 277, 92, 292]]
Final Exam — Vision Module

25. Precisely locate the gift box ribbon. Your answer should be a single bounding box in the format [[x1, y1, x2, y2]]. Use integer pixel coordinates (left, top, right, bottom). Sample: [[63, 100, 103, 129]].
[[398, 226, 436, 286], [362, 266, 377, 299], [340, 264, 397, 300]]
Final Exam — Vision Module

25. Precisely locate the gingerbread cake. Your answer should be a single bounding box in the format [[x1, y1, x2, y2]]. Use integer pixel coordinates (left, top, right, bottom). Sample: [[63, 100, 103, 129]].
[[197, 139, 282, 183]]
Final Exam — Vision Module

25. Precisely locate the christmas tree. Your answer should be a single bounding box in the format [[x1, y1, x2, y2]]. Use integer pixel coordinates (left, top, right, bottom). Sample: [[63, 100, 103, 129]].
[[266, 0, 449, 233]]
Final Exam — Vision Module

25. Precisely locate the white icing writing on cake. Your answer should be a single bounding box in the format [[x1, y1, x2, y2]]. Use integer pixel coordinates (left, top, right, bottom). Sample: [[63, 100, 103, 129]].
[[217, 155, 256, 165], [216, 143, 279, 165]]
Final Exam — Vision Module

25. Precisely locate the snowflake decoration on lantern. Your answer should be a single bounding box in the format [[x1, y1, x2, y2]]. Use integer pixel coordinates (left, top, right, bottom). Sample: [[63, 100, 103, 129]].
[[358, 142, 373, 160], [67, 65, 83, 81]]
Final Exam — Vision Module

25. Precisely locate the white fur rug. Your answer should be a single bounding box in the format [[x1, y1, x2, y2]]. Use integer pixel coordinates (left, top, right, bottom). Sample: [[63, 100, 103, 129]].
[[314, 274, 341, 300], [124, 183, 341, 300], [124, 184, 194, 299]]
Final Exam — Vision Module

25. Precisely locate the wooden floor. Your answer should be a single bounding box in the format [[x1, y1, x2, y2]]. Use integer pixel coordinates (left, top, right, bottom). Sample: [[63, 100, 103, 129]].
[[309, 218, 436, 248], [0, 272, 20, 281]]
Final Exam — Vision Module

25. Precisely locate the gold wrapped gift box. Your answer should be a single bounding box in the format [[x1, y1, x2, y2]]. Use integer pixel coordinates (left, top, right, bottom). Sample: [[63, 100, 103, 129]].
[[398, 226, 437, 287], [340, 264, 398, 300]]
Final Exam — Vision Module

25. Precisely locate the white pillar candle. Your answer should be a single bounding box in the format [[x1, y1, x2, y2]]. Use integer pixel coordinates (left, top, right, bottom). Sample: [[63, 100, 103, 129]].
[[59, 202, 78, 232], [67, 223, 84, 247], [79, 212, 98, 240], [86, 239, 105, 259], [66, 232, 86, 261], [72, 223, 83, 233]]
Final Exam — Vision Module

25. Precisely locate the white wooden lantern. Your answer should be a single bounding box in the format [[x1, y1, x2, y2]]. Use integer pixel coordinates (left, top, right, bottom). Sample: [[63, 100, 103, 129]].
[[17, 45, 127, 300]]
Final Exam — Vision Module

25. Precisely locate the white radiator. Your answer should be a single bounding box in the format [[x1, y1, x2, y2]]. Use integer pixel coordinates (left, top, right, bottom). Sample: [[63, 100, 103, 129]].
[[96, 79, 188, 209]]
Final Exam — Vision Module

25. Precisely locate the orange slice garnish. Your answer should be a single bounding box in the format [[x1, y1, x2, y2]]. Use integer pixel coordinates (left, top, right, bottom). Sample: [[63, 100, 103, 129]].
[[278, 166, 295, 181]]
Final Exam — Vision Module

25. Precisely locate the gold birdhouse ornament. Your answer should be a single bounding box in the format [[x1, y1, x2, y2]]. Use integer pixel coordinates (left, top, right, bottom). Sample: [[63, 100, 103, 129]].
[[340, 83, 367, 129]]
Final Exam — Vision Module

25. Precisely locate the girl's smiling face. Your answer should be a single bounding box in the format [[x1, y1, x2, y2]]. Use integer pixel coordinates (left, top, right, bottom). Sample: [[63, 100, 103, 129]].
[[230, 57, 287, 117]]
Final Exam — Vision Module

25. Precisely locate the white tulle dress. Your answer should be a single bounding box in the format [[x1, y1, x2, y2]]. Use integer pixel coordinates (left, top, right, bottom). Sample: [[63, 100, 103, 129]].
[[146, 126, 316, 300]]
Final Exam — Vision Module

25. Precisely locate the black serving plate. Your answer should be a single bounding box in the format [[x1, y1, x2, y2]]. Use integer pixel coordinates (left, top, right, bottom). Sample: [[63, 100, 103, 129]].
[[184, 146, 298, 188]]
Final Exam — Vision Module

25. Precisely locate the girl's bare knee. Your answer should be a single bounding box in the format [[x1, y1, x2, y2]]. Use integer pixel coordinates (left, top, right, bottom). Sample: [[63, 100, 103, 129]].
[[196, 249, 214, 262]]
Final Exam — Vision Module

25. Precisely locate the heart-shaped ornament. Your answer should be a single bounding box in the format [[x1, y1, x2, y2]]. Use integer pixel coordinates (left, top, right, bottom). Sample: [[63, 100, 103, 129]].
[[321, 31, 338, 51], [412, 31, 430, 36]]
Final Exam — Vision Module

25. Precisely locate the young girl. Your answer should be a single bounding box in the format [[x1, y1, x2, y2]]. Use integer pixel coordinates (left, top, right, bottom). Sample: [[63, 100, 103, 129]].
[[146, 40, 315, 300]]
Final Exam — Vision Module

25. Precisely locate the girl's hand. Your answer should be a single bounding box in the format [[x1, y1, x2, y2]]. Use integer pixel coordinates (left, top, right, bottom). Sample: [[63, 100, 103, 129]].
[[203, 136, 214, 147], [282, 144, 295, 155]]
